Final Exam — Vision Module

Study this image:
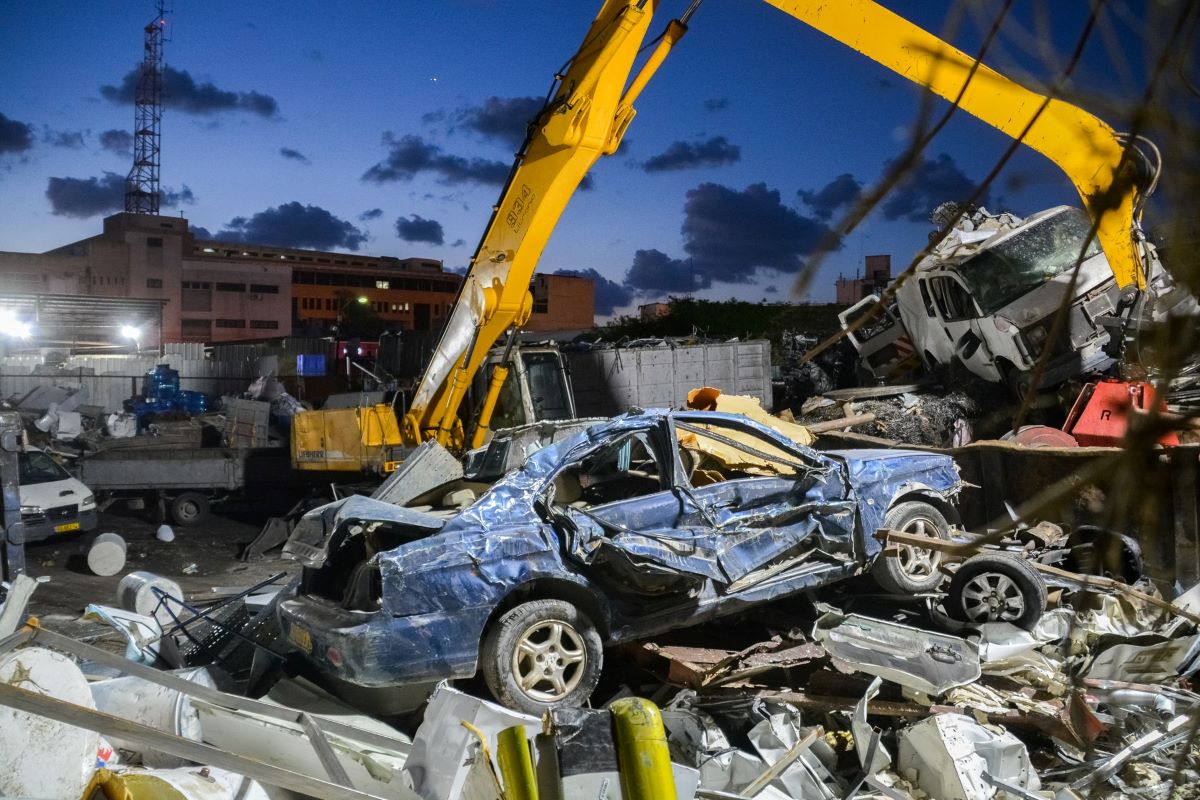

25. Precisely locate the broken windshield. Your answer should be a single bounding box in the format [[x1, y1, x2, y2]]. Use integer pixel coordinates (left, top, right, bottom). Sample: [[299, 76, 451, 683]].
[[954, 208, 1103, 314]]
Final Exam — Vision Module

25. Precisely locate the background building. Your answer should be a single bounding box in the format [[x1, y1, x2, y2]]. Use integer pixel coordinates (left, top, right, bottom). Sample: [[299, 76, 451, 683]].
[[0, 212, 596, 350], [525, 273, 595, 333], [835, 254, 892, 305]]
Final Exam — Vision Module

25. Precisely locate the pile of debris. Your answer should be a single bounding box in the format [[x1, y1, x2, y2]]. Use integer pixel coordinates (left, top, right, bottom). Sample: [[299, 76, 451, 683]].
[[3, 539, 1200, 799]]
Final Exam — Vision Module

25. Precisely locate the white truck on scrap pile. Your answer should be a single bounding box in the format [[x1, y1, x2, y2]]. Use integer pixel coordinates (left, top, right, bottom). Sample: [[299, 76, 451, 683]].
[[843, 204, 1136, 394]]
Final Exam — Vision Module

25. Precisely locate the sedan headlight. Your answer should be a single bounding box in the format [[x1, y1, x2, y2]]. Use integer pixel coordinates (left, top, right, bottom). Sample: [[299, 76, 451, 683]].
[[20, 505, 43, 516], [81, 494, 96, 508]]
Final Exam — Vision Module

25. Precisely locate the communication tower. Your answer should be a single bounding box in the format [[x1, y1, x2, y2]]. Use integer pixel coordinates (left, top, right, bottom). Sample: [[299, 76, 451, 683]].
[[124, 2, 168, 214]]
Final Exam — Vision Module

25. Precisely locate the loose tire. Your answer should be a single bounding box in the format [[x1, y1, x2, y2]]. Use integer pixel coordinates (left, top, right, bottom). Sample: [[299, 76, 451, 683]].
[[481, 599, 603, 715], [170, 492, 209, 526], [872, 501, 952, 593], [946, 552, 1046, 630]]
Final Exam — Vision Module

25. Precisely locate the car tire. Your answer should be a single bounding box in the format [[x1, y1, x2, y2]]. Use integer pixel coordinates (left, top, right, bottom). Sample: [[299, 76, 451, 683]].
[[946, 552, 1046, 630], [872, 501, 951, 593], [481, 599, 603, 715], [170, 492, 209, 526]]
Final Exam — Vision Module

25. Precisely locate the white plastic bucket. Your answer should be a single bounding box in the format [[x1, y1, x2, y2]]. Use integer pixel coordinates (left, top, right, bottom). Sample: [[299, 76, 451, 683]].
[[117, 570, 184, 620], [0, 647, 99, 798], [88, 532, 127, 576], [89, 667, 216, 768]]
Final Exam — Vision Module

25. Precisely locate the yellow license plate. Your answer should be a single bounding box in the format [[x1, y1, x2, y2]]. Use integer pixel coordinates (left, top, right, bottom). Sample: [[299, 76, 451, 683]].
[[288, 623, 312, 652], [55, 522, 81, 533]]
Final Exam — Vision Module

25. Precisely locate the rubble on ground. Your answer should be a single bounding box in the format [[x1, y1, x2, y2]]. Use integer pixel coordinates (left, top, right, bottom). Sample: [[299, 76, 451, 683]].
[[3, 453, 1200, 797]]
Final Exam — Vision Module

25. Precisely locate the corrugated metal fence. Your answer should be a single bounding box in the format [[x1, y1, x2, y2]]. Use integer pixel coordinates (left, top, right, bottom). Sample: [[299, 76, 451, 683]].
[[0, 338, 333, 413]]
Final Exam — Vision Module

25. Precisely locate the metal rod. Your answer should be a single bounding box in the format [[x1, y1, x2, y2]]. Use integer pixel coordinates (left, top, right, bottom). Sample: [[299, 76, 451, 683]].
[[0, 681, 390, 800], [14, 626, 412, 753], [300, 711, 355, 787]]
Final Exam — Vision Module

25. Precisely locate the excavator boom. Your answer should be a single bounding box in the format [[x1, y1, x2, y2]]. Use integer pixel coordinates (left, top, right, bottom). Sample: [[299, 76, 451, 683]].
[[762, 0, 1145, 291], [295, 0, 1151, 469], [403, 1, 681, 449]]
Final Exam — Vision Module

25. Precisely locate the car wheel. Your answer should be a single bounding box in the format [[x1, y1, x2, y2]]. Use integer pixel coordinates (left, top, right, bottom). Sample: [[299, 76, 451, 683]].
[[872, 501, 951, 593], [946, 552, 1046, 630], [481, 599, 603, 715], [170, 492, 209, 526]]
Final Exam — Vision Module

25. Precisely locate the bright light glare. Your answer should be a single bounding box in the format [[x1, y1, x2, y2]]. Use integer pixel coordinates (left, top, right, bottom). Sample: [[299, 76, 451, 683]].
[[0, 309, 31, 339], [356, 296, 368, 304], [120, 325, 141, 341]]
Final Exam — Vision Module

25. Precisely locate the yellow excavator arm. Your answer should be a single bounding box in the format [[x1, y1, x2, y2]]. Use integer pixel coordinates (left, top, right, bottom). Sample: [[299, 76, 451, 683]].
[[762, 0, 1145, 291], [403, 1, 689, 450], [396, 0, 1149, 454]]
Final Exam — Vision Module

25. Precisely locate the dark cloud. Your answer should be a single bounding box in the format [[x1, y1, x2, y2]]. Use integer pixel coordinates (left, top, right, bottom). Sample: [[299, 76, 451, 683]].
[[101, 65, 280, 118], [450, 96, 542, 150], [362, 133, 509, 186], [552, 268, 633, 316], [44, 128, 86, 149], [680, 182, 838, 282], [882, 153, 988, 221], [764, 285, 779, 294], [798, 173, 862, 221], [451, 238, 466, 247], [394, 214, 444, 245], [190, 225, 213, 239], [45, 172, 124, 217], [99, 129, 133, 156], [703, 98, 729, 112], [162, 185, 196, 206], [211, 202, 367, 250], [46, 172, 196, 217], [625, 249, 705, 294], [0, 112, 34, 154], [358, 208, 383, 221], [279, 147, 310, 164], [643, 136, 740, 173]]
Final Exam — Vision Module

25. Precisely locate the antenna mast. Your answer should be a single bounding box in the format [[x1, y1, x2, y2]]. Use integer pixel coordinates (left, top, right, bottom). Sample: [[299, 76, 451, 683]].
[[124, 1, 167, 214]]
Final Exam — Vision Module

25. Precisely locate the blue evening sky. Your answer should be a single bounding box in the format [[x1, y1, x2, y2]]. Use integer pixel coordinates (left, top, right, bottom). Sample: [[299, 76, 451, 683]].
[[0, 1, 1182, 315]]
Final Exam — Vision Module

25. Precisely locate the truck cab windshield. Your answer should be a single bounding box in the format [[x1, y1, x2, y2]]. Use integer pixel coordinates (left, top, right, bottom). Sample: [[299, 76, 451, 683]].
[[955, 209, 1103, 315]]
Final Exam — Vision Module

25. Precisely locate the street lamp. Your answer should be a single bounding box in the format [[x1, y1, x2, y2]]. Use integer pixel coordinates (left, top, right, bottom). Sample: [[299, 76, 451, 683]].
[[0, 309, 31, 340], [120, 324, 141, 354], [333, 295, 369, 335]]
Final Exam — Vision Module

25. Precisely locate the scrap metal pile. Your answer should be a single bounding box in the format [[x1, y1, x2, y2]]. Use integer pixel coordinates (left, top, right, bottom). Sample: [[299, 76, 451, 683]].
[[0, 390, 1198, 799]]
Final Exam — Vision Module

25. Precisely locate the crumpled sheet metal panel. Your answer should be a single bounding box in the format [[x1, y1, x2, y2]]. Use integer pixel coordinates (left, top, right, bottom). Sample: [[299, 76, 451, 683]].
[[372, 438, 463, 506], [897, 713, 1040, 800], [284, 494, 444, 568], [825, 448, 963, 558], [812, 609, 981, 696]]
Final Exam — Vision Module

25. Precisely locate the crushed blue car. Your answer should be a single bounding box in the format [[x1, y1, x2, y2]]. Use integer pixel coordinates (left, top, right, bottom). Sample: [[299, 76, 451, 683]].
[[278, 409, 963, 714]]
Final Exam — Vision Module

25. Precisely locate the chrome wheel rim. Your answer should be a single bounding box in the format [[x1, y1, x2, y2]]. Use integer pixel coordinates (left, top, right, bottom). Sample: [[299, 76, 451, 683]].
[[961, 572, 1026, 622], [897, 517, 942, 580], [512, 620, 586, 702]]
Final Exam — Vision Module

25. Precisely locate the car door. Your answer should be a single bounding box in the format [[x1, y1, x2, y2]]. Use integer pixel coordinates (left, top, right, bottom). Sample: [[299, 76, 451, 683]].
[[926, 275, 995, 375], [672, 415, 857, 589], [549, 425, 726, 594]]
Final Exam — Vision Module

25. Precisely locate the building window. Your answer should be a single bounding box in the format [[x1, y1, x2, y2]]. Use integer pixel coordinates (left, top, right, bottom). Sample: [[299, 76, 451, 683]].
[[249, 283, 279, 294], [375, 280, 390, 289], [216, 282, 246, 292], [250, 320, 279, 330], [181, 281, 211, 290], [533, 299, 549, 314], [181, 319, 211, 336], [146, 278, 163, 288], [215, 319, 245, 328], [146, 237, 163, 248]]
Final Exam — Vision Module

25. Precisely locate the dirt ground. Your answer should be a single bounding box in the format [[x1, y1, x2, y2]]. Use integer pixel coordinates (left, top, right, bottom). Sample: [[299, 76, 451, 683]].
[[16, 494, 304, 642]]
